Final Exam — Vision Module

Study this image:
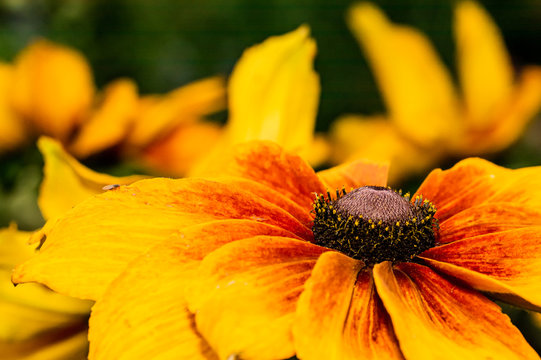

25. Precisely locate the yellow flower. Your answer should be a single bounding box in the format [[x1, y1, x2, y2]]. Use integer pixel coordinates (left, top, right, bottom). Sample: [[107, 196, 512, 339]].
[[12, 140, 541, 359], [332, 1, 541, 183], [1, 39, 227, 176]]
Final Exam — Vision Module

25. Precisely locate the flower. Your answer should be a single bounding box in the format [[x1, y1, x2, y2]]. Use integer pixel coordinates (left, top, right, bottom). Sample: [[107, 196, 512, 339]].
[[12, 140, 541, 359], [0, 39, 226, 175], [331, 1, 541, 184]]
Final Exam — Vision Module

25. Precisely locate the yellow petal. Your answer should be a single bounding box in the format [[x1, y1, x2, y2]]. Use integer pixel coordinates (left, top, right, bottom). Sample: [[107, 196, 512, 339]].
[[187, 236, 325, 359], [373, 262, 538, 359], [69, 79, 139, 158], [226, 25, 320, 156], [330, 115, 443, 184], [0, 225, 91, 344], [126, 76, 226, 149], [37, 136, 147, 220], [10, 40, 94, 141], [89, 219, 297, 359], [13, 177, 312, 300], [348, 3, 459, 147], [0, 64, 26, 153], [455, 0, 513, 125]]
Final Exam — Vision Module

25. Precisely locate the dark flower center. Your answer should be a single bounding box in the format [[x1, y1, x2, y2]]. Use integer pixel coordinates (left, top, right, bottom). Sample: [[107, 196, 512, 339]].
[[312, 186, 438, 265]]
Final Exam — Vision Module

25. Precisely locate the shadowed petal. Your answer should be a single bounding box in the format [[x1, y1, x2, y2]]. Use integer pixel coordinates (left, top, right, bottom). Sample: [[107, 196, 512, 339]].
[[373, 262, 538, 359], [293, 252, 402, 360], [192, 141, 326, 211], [13, 178, 312, 300], [420, 226, 541, 311], [187, 236, 326, 360], [317, 158, 389, 191]]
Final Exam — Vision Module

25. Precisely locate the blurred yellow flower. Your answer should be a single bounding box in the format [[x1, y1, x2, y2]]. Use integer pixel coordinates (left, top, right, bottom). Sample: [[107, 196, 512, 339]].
[[331, 1, 541, 183], [0, 39, 227, 176]]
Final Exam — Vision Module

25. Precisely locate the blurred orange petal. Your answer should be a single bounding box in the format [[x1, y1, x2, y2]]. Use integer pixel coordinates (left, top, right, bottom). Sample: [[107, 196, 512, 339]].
[[11, 40, 94, 141]]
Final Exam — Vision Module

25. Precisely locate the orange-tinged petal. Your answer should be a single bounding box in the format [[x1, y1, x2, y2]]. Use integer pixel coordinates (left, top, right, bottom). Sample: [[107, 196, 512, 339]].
[[11, 40, 94, 141], [374, 262, 538, 359], [89, 219, 299, 359], [415, 157, 541, 223], [455, 1, 513, 125], [330, 115, 443, 184], [140, 121, 222, 176], [69, 79, 139, 158], [126, 76, 225, 148], [437, 202, 541, 244], [348, 3, 459, 147], [193, 141, 326, 212], [294, 251, 402, 360], [0, 64, 26, 153], [37, 137, 146, 220], [187, 236, 325, 360], [317, 158, 388, 190], [217, 176, 313, 228], [13, 178, 312, 300], [226, 25, 319, 156], [420, 226, 541, 311], [299, 133, 331, 167]]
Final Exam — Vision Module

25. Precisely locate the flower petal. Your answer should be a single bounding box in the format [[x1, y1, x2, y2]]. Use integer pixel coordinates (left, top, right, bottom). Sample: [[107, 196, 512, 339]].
[[37, 136, 146, 221], [438, 202, 541, 244], [187, 236, 326, 360], [415, 157, 541, 222], [226, 25, 319, 157], [139, 121, 222, 176], [192, 141, 326, 211], [0, 64, 27, 153], [317, 159, 388, 191], [11, 40, 94, 141], [69, 79, 139, 158], [455, 1, 513, 125], [373, 262, 538, 359], [293, 251, 402, 360], [125, 76, 225, 149], [420, 226, 541, 311], [13, 178, 312, 300], [330, 115, 443, 184], [348, 3, 459, 147], [89, 219, 296, 359]]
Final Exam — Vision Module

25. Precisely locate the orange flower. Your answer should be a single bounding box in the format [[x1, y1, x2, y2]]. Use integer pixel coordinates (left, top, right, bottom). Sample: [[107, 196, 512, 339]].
[[12, 141, 541, 359]]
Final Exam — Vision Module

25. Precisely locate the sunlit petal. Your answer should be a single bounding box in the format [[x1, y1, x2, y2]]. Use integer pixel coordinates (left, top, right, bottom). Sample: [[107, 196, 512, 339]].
[[374, 262, 538, 359], [294, 252, 402, 360], [187, 236, 325, 360]]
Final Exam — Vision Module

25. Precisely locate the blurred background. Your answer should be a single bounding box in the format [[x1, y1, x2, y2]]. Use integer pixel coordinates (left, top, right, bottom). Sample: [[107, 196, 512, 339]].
[[1, 0, 541, 352]]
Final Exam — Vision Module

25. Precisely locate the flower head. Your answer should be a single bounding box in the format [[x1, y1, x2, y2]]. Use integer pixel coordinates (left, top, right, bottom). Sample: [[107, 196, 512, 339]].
[[12, 140, 541, 359], [332, 1, 541, 183]]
